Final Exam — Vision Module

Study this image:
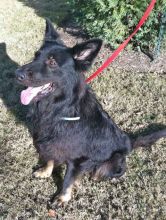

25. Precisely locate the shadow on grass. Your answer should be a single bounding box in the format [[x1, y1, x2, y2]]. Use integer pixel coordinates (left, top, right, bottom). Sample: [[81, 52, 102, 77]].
[[129, 123, 166, 139], [19, 0, 69, 22], [17, 0, 87, 38], [0, 43, 28, 125]]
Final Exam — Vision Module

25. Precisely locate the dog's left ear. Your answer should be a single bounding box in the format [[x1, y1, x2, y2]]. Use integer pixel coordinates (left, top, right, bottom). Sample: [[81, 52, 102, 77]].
[[45, 18, 62, 44], [71, 39, 102, 71]]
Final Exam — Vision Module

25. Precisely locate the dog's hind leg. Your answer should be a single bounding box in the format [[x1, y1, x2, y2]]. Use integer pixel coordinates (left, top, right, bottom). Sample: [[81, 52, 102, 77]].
[[33, 160, 54, 178], [92, 153, 126, 181]]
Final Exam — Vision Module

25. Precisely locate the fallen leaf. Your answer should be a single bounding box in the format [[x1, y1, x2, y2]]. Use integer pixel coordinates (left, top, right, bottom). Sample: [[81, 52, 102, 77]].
[[48, 209, 57, 218]]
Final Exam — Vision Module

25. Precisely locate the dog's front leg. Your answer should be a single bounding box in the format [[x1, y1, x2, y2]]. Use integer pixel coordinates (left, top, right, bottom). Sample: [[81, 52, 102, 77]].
[[33, 160, 54, 178], [52, 161, 79, 207]]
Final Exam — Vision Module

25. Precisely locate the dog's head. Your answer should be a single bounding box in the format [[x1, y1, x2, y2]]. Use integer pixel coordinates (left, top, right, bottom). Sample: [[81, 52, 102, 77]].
[[15, 19, 102, 105]]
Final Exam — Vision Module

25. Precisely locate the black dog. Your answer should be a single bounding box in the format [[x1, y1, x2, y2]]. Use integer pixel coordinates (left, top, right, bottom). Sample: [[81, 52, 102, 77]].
[[16, 19, 166, 206]]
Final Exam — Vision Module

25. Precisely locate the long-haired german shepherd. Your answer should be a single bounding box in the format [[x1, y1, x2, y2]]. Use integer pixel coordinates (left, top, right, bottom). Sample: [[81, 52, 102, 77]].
[[16, 19, 166, 207]]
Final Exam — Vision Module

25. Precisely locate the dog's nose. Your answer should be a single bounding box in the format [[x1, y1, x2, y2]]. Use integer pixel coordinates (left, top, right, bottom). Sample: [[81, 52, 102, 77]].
[[15, 69, 26, 81]]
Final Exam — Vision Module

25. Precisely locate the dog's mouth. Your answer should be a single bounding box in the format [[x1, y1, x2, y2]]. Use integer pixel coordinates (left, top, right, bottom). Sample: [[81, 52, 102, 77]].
[[21, 83, 54, 105]]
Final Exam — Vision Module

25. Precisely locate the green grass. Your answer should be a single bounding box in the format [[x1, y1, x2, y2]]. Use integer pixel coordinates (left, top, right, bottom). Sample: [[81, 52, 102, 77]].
[[0, 0, 166, 219]]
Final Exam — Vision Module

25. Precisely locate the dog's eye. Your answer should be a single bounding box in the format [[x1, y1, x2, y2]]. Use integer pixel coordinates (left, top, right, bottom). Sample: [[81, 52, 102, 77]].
[[28, 70, 33, 76], [46, 56, 57, 68]]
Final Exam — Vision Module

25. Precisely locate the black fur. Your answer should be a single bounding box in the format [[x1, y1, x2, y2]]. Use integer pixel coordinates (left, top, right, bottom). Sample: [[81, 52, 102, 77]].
[[15, 19, 136, 203]]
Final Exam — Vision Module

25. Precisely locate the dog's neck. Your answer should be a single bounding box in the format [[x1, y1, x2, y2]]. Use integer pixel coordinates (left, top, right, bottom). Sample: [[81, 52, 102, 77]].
[[30, 69, 109, 125], [31, 82, 102, 122]]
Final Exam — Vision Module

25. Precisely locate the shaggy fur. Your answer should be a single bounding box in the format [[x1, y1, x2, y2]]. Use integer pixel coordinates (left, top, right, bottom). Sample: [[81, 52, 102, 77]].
[[16, 19, 166, 206]]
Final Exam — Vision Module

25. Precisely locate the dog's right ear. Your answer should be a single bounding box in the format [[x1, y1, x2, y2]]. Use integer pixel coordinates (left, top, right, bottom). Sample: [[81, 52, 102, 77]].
[[45, 19, 62, 43], [71, 39, 102, 71]]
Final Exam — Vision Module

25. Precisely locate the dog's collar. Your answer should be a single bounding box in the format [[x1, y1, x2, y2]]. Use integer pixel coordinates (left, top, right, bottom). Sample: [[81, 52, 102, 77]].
[[60, 117, 80, 121]]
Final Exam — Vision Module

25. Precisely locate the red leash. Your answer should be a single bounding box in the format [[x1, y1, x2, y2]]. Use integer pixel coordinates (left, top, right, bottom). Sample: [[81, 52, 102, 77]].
[[86, 0, 156, 83]]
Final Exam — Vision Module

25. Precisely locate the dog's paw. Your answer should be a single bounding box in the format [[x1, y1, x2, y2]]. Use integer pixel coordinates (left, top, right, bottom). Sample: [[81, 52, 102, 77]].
[[50, 193, 72, 209], [58, 193, 72, 204], [32, 168, 52, 178]]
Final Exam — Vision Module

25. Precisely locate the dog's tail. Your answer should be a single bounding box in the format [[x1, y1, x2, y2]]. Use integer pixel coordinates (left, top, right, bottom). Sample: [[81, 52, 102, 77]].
[[131, 129, 166, 149]]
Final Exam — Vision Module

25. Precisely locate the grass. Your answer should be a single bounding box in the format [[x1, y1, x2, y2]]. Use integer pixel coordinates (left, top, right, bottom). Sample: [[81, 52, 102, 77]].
[[0, 0, 166, 219]]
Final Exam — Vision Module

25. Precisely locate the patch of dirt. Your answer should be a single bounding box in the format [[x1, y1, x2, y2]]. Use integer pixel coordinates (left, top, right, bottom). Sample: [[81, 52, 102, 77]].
[[100, 48, 166, 74], [58, 20, 166, 75]]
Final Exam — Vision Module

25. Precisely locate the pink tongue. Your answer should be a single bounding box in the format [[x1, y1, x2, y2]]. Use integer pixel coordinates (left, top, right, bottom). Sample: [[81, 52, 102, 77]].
[[21, 86, 43, 105]]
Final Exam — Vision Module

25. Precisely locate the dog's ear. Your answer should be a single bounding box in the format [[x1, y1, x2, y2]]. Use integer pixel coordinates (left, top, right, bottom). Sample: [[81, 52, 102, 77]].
[[45, 18, 61, 43], [71, 39, 102, 71]]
